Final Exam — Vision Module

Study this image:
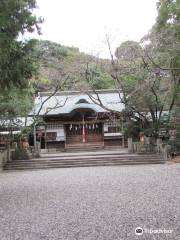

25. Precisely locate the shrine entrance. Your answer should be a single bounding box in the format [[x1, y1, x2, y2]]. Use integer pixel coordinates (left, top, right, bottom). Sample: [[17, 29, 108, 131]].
[[65, 108, 104, 147]]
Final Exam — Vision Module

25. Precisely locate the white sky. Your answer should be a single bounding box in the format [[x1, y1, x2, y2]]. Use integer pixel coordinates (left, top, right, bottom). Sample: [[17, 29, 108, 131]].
[[27, 0, 158, 58]]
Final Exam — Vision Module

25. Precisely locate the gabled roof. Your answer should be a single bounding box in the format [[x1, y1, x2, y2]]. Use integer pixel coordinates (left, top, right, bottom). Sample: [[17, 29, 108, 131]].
[[29, 89, 125, 116]]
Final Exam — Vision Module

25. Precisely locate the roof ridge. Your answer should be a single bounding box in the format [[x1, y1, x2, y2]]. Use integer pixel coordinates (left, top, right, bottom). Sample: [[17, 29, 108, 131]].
[[39, 89, 121, 96]]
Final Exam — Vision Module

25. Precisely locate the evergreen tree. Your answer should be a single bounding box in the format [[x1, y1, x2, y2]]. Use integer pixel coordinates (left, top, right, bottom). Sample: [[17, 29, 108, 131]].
[[0, 0, 42, 89]]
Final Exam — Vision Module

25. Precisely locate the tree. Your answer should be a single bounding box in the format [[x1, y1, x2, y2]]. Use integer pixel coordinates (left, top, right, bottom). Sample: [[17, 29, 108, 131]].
[[32, 40, 115, 92], [0, 0, 42, 126], [0, 87, 33, 118], [0, 0, 43, 154], [141, 0, 180, 141], [156, 0, 179, 38], [115, 41, 142, 60], [85, 62, 113, 90], [101, 2, 179, 140], [33, 40, 92, 91], [0, 0, 43, 88], [0, 39, 39, 89], [93, 35, 178, 140]]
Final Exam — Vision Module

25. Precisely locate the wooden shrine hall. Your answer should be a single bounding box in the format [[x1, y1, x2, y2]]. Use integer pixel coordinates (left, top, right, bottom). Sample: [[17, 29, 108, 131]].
[[30, 90, 127, 151]]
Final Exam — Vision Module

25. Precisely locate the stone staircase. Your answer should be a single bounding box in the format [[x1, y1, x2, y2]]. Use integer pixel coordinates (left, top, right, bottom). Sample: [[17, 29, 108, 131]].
[[4, 151, 165, 171], [65, 143, 104, 152]]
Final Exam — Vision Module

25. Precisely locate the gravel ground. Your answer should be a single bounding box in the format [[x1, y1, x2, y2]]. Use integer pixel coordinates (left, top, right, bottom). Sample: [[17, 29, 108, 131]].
[[0, 164, 180, 240]]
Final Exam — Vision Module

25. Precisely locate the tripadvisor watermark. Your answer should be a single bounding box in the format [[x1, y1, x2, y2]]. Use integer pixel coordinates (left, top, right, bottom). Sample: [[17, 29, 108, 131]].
[[135, 227, 173, 236], [135, 227, 143, 236]]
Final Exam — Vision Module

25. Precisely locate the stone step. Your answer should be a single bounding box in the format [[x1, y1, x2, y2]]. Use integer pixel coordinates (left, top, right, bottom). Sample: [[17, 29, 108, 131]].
[[5, 158, 163, 166], [4, 151, 164, 171], [40, 151, 130, 158], [65, 143, 104, 151], [5, 158, 163, 165], [4, 157, 164, 171], [65, 147, 104, 152], [5, 155, 162, 164], [4, 160, 164, 170], [6, 154, 162, 162]]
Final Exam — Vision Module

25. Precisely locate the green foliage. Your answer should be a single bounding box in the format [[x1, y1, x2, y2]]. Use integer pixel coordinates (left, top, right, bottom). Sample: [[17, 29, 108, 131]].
[[33, 40, 114, 91], [0, 39, 38, 88], [0, 87, 33, 117], [156, 0, 179, 32], [86, 66, 113, 89], [0, 0, 42, 88], [0, 0, 42, 124], [35, 40, 79, 61], [12, 148, 30, 160], [123, 120, 141, 140], [115, 41, 142, 60], [114, 35, 178, 139], [153, 0, 180, 70], [0, 0, 42, 40], [120, 73, 144, 93], [168, 105, 180, 153], [112, 2, 180, 140]]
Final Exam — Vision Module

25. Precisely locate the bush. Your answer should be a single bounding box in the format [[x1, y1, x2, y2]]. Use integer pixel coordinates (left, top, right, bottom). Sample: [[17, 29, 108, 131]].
[[12, 148, 30, 160]]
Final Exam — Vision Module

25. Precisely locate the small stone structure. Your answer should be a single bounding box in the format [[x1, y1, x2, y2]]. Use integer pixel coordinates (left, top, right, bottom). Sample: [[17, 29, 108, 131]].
[[0, 149, 8, 171], [128, 138, 133, 153]]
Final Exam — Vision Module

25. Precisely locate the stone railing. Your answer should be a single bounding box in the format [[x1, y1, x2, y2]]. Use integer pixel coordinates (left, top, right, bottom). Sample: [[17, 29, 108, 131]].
[[131, 142, 155, 153], [129, 137, 169, 161], [128, 137, 154, 154]]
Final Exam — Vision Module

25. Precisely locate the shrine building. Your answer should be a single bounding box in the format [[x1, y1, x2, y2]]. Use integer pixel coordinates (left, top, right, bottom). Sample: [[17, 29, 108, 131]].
[[29, 89, 127, 151]]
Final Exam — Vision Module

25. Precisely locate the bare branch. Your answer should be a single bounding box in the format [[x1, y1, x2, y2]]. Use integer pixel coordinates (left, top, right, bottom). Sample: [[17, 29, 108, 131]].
[[145, 51, 180, 71], [44, 97, 68, 115], [36, 76, 69, 117], [86, 91, 121, 114]]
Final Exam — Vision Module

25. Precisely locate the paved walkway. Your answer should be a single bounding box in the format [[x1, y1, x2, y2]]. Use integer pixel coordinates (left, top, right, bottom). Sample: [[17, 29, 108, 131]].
[[0, 164, 180, 240]]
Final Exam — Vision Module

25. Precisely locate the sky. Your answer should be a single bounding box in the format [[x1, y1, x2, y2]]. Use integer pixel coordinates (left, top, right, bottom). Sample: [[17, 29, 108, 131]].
[[27, 0, 158, 58]]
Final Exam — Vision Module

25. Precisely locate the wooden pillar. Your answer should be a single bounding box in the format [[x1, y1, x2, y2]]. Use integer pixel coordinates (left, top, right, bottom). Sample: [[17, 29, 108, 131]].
[[33, 123, 37, 151], [122, 135, 125, 148], [82, 114, 86, 143], [121, 117, 124, 147], [64, 124, 67, 150], [45, 127, 47, 149], [102, 122, 105, 148]]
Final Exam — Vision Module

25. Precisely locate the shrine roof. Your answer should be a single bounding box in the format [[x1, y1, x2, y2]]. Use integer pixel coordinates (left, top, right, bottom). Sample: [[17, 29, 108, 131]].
[[29, 89, 125, 116]]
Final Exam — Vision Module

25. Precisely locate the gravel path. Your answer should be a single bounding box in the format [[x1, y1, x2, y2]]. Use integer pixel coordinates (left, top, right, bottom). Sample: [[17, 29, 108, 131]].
[[0, 164, 180, 240]]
